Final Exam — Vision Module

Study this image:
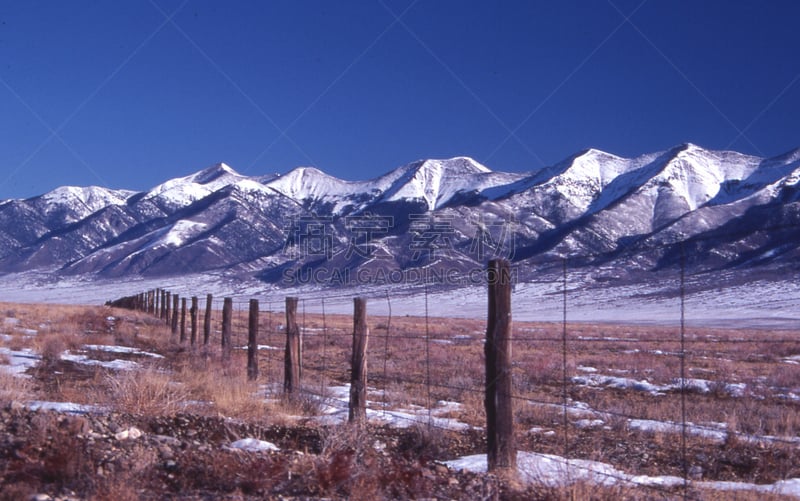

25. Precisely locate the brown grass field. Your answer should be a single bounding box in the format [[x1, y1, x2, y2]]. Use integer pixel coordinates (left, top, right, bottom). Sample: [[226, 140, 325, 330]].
[[0, 299, 798, 499]]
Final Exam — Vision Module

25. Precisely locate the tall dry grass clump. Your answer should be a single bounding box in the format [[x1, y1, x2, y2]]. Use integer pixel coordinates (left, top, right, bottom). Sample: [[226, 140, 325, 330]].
[[104, 367, 188, 415], [0, 369, 32, 403], [174, 357, 269, 420]]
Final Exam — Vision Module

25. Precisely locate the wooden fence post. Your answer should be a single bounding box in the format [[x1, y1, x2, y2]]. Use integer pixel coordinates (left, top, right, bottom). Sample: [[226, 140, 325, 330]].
[[190, 296, 198, 346], [171, 294, 179, 335], [155, 289, 160, 317], [165, 292, 171, 325], [161, 289, 167, 320], [180, 298, 187, 343], [203, 294, 213, 346], [248, 299, 259, 381], [485, 259, 516, 472], [349, 297, 369, 423], [221, 298, 233, 359], [284, 297, 300, 395]]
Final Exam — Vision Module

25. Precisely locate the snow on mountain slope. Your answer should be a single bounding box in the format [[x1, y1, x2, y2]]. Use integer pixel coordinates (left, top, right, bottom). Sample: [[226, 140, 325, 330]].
[[39, 186, 134, 211], [585, 144, 765, 234], [264, 166, 372, 213], [33, 186, 135, 222], [708, 148, 800, 206], [141, 163, 243, 208], [535, 148, 655, 212], [645, 144, 761, 211], [378, 156, 521, 210], [2, 146, 799, 282], [152, 220, 209, 248], [264, 156, 520, 213]]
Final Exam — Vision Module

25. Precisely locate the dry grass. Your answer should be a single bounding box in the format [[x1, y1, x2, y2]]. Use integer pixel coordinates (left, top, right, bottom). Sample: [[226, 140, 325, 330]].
[[0, 370, 31, 403], [2, 299, 800, 498], [173, 356, 271, 420], [103, 367, 189, 415]]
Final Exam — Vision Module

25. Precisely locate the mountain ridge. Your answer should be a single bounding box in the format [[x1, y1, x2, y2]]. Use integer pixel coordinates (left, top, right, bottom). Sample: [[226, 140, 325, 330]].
[[1, 144, 798, 287]]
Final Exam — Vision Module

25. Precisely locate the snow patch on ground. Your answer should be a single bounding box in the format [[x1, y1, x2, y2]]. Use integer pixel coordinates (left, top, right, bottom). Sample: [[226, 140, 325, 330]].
[[784, 355, 800, 365], [572, 373, 746, 397], [27, 400, 99, 414], [227, 438, 280, 452], [0, 347, 40, 376], [526, 397, 800, 446], [628, 419, 728, 442], [60, 352, 139, 371], [236, 344, 281, 351], [292, 385, 472, 430], [83, 344, 163, 358], [445, 451, 800, 497]]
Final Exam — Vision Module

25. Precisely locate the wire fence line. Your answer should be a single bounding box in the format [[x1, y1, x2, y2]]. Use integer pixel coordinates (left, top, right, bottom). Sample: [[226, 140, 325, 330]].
[[107, 252, 799, 499]]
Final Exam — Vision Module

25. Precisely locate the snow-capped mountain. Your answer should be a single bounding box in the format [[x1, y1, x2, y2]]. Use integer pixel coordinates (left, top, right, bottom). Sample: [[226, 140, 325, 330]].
[[0, 144, 798, 287]]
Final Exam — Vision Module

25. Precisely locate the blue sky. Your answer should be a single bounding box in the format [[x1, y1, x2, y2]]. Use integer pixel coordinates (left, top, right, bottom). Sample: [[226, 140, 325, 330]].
[[1, 1, 798, 199]]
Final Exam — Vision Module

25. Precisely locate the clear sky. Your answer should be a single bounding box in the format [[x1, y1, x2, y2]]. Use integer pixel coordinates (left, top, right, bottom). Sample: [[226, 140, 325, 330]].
[[1, 1, 798, 199]]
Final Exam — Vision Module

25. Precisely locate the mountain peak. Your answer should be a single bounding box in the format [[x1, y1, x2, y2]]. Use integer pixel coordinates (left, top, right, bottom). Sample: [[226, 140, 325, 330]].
[[39, 185, 132, 206], [672, 142, 715, 158], [192, 162, 240, 185], [574, 148, 624, 163], [265, 165, 351, 202], [378, 156, 497, 210], [415, 156, 492, 175], [282, 165, 330, 179]]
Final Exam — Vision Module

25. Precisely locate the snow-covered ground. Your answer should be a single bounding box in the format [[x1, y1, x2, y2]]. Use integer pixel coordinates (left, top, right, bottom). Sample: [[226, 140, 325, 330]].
[[316, 386, 471, 431], [0, 269, 797, 329], [226, 438, 280, 453], [0, 347, 39, 376], [445, 451, 800, 498]]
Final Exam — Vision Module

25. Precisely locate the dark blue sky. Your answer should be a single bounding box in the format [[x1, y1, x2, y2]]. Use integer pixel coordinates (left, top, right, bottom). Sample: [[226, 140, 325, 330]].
[[1, 1, 798, 199]]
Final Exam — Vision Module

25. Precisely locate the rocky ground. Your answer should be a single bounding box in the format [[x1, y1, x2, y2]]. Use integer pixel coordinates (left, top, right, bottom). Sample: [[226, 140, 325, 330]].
[[0, 402, 530, 500]]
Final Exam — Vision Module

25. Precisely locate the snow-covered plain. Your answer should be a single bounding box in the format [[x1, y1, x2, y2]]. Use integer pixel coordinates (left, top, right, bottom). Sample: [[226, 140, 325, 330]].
[[0, 266, 797, 329]]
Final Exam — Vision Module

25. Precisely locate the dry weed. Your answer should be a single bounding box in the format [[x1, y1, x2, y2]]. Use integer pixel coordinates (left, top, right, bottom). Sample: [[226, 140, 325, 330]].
[[0, 370, 32, 402], [34, 334, 70, 367], [173, 357, 270, 420], [104, 367, 188, 415]]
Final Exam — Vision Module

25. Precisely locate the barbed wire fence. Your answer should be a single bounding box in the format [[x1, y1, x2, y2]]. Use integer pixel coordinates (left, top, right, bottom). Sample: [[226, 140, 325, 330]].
[[107, 225, 800, 499]]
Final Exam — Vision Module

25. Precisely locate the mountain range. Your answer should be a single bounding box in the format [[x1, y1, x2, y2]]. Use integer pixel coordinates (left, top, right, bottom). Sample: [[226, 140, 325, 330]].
[[1, 143, 799, 289]]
